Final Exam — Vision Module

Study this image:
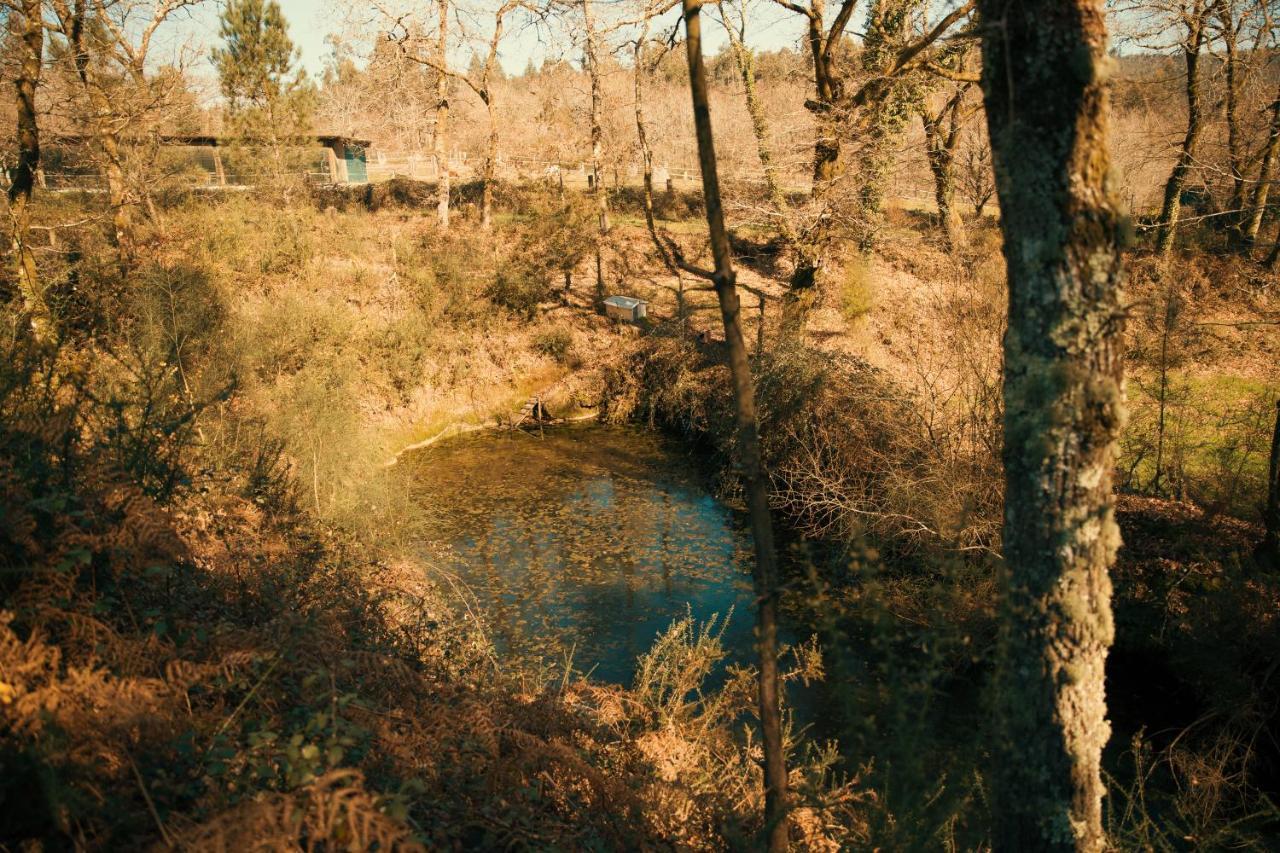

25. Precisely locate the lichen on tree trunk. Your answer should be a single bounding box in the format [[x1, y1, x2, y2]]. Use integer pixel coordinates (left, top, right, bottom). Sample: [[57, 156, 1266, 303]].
[[977, 0, 1127, 847]]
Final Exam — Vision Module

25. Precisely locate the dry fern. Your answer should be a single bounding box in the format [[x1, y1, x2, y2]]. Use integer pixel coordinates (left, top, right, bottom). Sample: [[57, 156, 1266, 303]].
[[176, 769, 423, 852]]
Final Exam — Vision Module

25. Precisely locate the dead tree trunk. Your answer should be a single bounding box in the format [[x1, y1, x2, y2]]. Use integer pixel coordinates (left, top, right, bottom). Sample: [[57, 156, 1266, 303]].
[[1156, 2, 1208, 256], [681, 1, 789, 848], [433, 0, 451, 230], [977, 0, 1126, 847], [7, 0, 50, 341]]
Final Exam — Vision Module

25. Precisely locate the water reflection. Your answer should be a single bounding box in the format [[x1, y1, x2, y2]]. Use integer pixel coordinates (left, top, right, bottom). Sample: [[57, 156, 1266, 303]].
[[409, 424, 770, 684]]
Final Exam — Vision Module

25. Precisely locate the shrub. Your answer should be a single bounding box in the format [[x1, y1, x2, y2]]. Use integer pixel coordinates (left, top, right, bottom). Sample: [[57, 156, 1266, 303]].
[[399, 231, 489, 322], [531, 327, 575, 364], [486, 262, 550, 319], [839, 259, 875, 322]]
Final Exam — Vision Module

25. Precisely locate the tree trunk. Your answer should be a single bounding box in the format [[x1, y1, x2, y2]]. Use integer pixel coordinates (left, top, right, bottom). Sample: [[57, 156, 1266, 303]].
[[633, 31, 664, 251], [81, 81, 133, 261], [803, 13, 840, 196], [681, 2, 789, 849], [103, 147, 131, 252], [433, 0, 451, 230], [633, 27, 685, 317], [1242, 87, 1280, 247], [583, 0, 609, 308], [922, 92, 967, 252], [721, 0, 818, 308], [65, 4, 133, 264], [977, 0, 1126, 847], [791, 15, 837, 295], [482, 97, 497, 231], [1216, 2, 1245, 228], [1155, 10, 1206, 255], [720, 5, 795, 245], [7, 0, 50, 341], [1257, 400, 1280, 569]]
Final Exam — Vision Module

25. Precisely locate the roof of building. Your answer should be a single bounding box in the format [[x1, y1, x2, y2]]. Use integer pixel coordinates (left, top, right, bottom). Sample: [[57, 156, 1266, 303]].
[[604, 295, 645, 308], [48, 132, 373, 148]]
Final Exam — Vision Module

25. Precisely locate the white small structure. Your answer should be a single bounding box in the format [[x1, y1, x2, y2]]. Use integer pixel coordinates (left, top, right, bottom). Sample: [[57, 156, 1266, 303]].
[[604, 295, 648, 322]]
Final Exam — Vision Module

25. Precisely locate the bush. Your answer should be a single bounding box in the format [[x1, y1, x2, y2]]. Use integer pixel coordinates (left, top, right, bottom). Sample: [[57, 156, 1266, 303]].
[[486, 262, 551, 319], [399, 231, 490, 323], [838, 258, 875, 322], [602, 332, 1002, 554], [531, 327, 575, 364]]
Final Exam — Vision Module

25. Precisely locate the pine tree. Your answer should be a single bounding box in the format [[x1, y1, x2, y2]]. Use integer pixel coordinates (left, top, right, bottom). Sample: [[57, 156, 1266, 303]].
[[211, 0, 313, 190], [213, 0, 299, 111]]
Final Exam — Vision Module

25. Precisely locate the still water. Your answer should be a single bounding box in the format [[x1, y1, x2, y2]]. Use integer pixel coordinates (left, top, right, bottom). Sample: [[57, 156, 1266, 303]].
[[409, 423, 791, 684]]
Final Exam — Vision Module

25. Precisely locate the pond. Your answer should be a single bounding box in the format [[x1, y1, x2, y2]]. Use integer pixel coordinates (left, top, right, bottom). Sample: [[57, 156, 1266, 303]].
[[408, 423, 800, 685]]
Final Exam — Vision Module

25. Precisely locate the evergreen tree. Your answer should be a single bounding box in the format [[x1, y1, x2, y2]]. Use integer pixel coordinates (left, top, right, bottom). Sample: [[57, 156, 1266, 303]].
[[211, 0, 314, 188], [213, 0, 301, 112]]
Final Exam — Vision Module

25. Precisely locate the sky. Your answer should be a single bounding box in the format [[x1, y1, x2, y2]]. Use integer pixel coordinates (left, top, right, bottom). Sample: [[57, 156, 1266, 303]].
[[182, 0, 810, 83], [273, 1, 339, 75]]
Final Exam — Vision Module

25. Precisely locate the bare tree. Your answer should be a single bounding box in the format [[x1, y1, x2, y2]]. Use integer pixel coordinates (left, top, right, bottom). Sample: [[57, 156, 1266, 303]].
[[957, 116, 995, 216], [715, 0, 797, 245], [630, 0, 690, 314], [1207, 0, 1275, 236], [433, 0, 451, 227], [4, 0, 49, 340], [1213, 0, 1247, 220], [1241, 39, 1280, 248], [977, 0, 1127, 848], [1152, 0, 1212, 254], [47, 0, 205, 262], [390, 0, 525, 229], [49, 0, 134, 260], [579, 0, 610, 305], [766, 0, 856, 194], [678, 0, 788, 846], [1242, 89, 1279, 246]]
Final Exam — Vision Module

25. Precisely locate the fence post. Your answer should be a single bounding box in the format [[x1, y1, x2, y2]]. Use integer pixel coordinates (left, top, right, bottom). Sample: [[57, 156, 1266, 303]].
[[212, 148, 227, 186]]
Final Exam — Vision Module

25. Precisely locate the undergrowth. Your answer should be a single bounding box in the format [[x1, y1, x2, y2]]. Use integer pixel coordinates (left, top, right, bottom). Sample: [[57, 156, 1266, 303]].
[[0, 194, 870, 850]]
